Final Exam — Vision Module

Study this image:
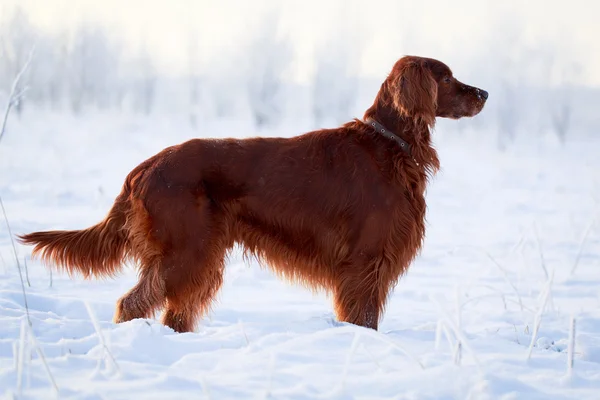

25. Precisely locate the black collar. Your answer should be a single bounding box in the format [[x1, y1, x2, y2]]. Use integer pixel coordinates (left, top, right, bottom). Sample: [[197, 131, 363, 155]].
[[365, 118, 412, 156]]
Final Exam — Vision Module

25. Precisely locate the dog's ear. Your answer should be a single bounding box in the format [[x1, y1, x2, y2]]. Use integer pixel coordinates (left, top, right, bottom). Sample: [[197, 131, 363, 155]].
[[391, 60, 437, 126]]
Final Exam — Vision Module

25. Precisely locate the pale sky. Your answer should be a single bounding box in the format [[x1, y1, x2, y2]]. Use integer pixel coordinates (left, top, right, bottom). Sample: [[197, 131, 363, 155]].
[[3, 0, 599, 86]]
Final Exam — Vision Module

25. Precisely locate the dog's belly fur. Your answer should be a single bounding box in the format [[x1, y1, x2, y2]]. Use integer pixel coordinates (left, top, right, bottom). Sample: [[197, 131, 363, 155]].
[[227, 203, 352, 291]]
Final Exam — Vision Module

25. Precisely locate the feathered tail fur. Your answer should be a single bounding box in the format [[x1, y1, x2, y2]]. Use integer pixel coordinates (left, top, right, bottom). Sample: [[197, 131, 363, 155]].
[[18, 189, 131, 279]]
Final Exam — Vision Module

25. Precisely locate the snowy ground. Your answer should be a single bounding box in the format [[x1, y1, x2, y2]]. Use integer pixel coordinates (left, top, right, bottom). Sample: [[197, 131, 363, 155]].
[[1, 112, 599, 399]]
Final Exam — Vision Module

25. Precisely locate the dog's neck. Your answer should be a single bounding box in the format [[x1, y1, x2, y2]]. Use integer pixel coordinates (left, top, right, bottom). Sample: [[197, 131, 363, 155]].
[[363, 96, 440, 177]]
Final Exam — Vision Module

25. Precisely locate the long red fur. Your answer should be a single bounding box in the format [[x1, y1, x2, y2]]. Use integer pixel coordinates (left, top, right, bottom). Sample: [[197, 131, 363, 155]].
[[18, 56, 487, 332]]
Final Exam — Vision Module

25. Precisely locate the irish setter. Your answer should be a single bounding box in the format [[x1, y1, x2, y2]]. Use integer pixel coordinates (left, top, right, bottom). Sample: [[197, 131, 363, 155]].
[[19, 56, 487, 332]]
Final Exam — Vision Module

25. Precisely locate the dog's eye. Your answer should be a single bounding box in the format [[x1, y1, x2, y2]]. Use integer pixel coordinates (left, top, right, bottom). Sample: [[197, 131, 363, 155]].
[[443, 76, 451, 83]]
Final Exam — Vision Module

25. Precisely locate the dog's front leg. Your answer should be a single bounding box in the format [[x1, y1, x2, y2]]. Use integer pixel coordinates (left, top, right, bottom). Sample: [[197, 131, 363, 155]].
[[333, 281, 382, 330]]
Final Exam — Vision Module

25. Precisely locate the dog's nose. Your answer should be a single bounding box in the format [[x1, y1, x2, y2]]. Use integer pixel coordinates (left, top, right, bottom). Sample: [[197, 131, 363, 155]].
[[479, 89, 488, 100]]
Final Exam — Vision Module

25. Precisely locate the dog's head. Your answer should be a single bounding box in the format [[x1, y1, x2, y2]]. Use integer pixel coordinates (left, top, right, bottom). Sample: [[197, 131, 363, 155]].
[[388, 55, 488, 125]]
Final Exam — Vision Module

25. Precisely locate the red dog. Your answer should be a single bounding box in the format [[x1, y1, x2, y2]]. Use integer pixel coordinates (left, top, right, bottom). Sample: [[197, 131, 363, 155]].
[[19, 56, 487, 332]]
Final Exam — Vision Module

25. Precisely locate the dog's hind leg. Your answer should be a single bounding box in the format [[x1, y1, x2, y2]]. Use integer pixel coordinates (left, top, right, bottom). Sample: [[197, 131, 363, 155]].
[[161, 263, 225, 333], [113, 199, 166, 325], [148, 192, 229, 333], [160, 237, 227, 332], [114, 262, 165, 323]]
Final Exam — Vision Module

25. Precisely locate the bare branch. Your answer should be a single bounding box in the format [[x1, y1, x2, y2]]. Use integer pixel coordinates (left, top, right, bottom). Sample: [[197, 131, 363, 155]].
[[84, 301, 121, 376], [23, 256, 30, 287], [526, 270, 554, 361], [571, 209, 598, 275], [449, 245, 524, 311], [27, 324, 60, 395], [0, 196, 31, 326], [0, 45, 35, 144], [532, 222, 549, 281], [567, 315, 576, 377], [10, 85, 30, 106], [430, 295, 483, 372], [16, 318, 27, 395]]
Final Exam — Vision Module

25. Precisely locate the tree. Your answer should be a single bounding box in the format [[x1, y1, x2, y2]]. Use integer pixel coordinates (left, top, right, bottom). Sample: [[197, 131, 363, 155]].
[[0, 46, 33, 144], [312, 27, 362, 128], [549, 63, 580, 144], [496, 81, 519, 151], [132, 42, 157, 115], [480, 14, 527, 151], [66, 25, 121, 114], [0, 7, 37, 116], [244, 10, 293, 129], [187, 31, 201, 128]]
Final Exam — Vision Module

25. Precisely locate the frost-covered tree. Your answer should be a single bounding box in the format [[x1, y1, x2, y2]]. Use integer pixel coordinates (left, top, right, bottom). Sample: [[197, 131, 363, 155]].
[[518, 31, 582, 144], [549, 63, 580, 144], [551, 95, 571, 143], [132, 42, 157, 115], [21, 31, 71, 111], [0, 8, 126, 115], [67, 25, 121, 114], [312, 28, 362, 127], [244, 10, 293, 129], [496, 80, 520, 151], [0, 7, 37, 115], [537, 46, 580, 144], [482, 15, 526, 151], [187, 31, 202, 128]]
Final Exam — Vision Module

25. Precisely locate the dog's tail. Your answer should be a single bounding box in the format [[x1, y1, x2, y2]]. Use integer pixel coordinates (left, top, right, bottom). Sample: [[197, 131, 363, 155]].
[[18, 190, 131, 279], [16, 165, 147, 279]]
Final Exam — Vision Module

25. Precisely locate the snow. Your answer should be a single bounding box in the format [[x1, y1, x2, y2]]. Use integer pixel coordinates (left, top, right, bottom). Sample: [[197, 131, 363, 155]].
[[1, 112, 600, 399]]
